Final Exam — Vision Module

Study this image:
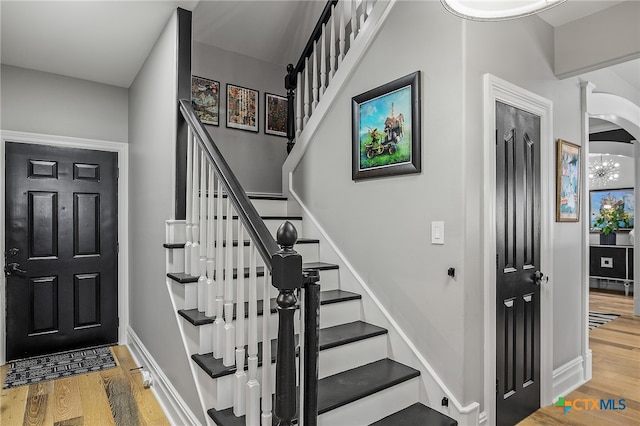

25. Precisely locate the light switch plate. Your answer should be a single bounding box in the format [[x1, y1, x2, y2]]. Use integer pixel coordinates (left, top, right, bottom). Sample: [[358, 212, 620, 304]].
[[432, 221, 445, 245]]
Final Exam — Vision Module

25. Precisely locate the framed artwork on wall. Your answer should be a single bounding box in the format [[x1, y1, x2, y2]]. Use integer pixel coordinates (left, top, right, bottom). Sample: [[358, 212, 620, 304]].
[[226, 84, 258, 132], [351, 71, 421, 181], [589, 188, 635, 230], [556, 139, 581, 222], [191, 76, 220, 126], [265, 93, 288, 137]]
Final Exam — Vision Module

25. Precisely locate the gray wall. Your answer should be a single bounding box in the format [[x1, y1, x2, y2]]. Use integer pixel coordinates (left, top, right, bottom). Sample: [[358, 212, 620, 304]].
[[292, 0, 635, 409], [193, 41, 288, 194], [1, 64, 128, 142], [128, 11, 202, 423]]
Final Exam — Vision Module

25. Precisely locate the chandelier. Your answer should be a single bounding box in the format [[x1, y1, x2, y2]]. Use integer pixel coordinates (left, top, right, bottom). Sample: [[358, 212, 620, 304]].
[[589, 155, 620, 186], [441, 0, 566, 21]]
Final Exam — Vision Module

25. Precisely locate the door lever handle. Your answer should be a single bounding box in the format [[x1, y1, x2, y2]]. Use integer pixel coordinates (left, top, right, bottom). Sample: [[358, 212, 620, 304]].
[[5, 262, 27, 277]]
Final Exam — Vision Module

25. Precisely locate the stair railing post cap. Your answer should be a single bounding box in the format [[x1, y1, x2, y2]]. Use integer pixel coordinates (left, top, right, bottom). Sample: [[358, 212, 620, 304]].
[[273, 221, 302, 290]]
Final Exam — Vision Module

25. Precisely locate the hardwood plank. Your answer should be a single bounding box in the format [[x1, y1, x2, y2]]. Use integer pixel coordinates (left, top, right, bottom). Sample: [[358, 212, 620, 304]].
[[24, 381, 54, 426], [101, 365, 143, 426], [77, 373, 115, 426], [520, 291, 640, 425], [52, 377, 83, 423], [0, 376, 30, 426]]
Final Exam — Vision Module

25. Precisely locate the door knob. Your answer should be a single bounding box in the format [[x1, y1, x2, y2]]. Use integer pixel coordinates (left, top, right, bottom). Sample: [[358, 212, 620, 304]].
[[5, 262, 27, 277], [5, 247, 19, 258], [533, 270, 547, 286]]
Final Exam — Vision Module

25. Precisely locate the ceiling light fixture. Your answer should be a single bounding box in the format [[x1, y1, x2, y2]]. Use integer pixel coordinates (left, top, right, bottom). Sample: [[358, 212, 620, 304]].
[[589, 155, 620, 187], [441, 0, 567, 21]]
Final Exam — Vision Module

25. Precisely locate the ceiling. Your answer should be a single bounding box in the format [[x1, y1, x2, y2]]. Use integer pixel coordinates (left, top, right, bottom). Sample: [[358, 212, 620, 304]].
[[0, 0, 638, 89]]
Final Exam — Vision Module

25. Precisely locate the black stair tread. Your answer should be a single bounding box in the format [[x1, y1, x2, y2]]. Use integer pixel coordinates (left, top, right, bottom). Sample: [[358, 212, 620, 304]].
[[193, 321, 387, 379], [213, 194, 287, 201], [178, 289, 361, 326], [207, 359, 420, 426], [369, 402, 458, 426], [163, 238, 319, 250], [214, 215, 302, 220], [167, 261, 338, 284]]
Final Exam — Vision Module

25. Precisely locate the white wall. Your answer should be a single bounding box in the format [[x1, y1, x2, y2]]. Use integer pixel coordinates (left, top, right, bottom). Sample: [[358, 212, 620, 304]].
[[291, 0, 622, 410], [128, 11, 203, 423], [193, 41, 288, 194], [0, 65, 128, 142]]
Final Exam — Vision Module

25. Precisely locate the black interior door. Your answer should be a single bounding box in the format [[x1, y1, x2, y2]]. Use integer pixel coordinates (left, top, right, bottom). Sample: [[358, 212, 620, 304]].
[[495, 101, 542, 425], [5, 142, 118, 360]]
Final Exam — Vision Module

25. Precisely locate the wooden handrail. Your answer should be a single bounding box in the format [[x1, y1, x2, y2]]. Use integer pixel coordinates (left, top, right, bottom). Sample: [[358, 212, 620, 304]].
[[179, 99, 280, 271]]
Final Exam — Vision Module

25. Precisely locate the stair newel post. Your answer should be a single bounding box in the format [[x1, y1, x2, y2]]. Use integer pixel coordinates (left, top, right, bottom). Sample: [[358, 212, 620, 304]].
[[261, 272, 273, 425], [214, 180, 225, 359], [329, 5, 336, 80], [191, 145, 201, 275], [302, 269, 320, 426], [198, 150, 208, 313], [184, 128, 193, 275], [285, 64, 297, 154], [205, 167, 215, 317], [223, 197, 235, 367], [273, 222, 303, 426], [233, 221, 247, 416], [246, 241, 261, 426]]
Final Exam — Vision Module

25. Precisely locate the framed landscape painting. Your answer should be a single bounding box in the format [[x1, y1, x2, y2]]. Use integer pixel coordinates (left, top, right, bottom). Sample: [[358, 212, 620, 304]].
[[265, 93, 287, 137], [556, 139, 581, 222], [352, 71, 421, 180], [191, 76, 219, 125], [227, 84, 258, 132], [590, 188, 635, 230]]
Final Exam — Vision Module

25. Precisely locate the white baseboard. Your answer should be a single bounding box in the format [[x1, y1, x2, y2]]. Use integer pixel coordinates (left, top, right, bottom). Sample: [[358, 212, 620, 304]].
[[127, 327, 202, 426], [552, 355, 587, 403]]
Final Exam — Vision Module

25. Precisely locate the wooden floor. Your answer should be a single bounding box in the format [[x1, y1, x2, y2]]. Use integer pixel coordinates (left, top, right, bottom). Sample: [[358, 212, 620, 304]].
[[519, 290, 640, 426], [0, 345, 169, 426]]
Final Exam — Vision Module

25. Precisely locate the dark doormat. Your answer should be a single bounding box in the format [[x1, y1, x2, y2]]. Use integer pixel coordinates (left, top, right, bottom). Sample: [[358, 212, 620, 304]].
[[2, 346, 117, 389], [589, 312, 620, 330]]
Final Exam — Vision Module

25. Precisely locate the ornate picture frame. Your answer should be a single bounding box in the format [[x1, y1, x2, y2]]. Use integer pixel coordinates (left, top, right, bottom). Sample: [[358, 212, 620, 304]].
[[556, 139, 581, 222], [352, 71, 421, 180]]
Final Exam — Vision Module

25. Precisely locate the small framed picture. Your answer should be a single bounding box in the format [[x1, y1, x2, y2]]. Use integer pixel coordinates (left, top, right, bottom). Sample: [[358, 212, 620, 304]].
[[265, 93, 288, 137], [352, 71, 421, 180], [556, 139, 581, 222], [191, 76, 219, 126], [226, 84, 258, 132]]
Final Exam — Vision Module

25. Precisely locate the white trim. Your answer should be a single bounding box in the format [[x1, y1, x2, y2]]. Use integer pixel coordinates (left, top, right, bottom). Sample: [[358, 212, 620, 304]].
[[482, 75, 554, 425], [551, 355, 587, 402], [282, 0, 397, 197], [0, 130, 129, 365], [127, 327, 202, 426], [288, 177, 480, 424]]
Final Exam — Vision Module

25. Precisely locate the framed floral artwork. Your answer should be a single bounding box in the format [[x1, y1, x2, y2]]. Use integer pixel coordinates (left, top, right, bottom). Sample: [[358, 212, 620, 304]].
[[265, 93, 287, 137], [226, 84, 258, 132], [191, 76, 219, 125]]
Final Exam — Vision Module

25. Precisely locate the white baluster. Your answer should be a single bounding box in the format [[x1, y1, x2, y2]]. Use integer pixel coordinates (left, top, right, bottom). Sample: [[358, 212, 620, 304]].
[[339, 0, 346, 65], [261, 272, 272, 425], [206, 167, 215, 317], [223, 197, 235, 367], [351, 0, 358, 44], [303, 57, 310, 126], [319, 24, 327, 99], [214, 180, 225, 359], [312, 41, 319, 111], [234, 222, 247, 416], [185, 129, 193, 275], [329, 6, 336, 81], [198, 152, 207, 312], [246, 243, 260, 426], [191, 145, 200, 275], [296, 71, 303, 137], [360, 0, 368, 29]]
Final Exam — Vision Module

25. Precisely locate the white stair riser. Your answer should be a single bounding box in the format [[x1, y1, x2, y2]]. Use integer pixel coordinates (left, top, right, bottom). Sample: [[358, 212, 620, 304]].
[[171, 268, 340, 311], [203, 334, 388, 411], [317, 378, 420, 426], [166, 248, 185, 274], [318, 334, 387, 379], [181, 298, 362, 354], [250, 198, 288, 216], [190, 217, 302, 241], [170, 279, 197, 311]]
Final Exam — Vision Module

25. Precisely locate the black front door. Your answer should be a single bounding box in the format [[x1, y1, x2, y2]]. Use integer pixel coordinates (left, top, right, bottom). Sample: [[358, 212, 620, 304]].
[[5, 143, 118, 360], [495, 101, 542, 425]]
